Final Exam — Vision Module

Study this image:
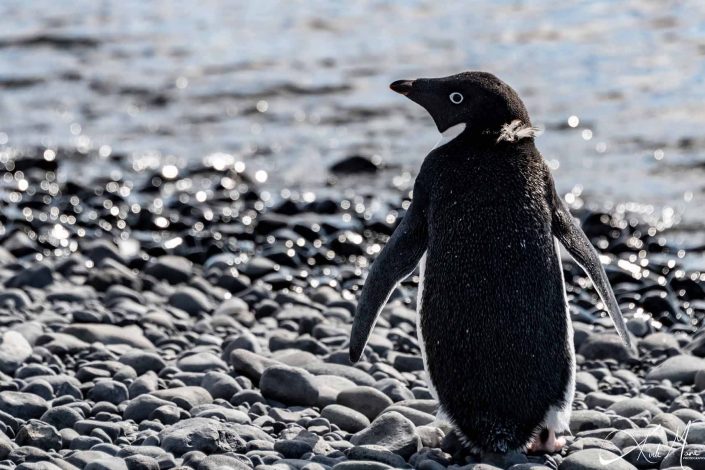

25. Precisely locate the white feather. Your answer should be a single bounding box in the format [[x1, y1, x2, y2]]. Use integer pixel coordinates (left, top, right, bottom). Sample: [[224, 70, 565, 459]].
[[432, 123, 466, 150], [497, 120, 542, 143]]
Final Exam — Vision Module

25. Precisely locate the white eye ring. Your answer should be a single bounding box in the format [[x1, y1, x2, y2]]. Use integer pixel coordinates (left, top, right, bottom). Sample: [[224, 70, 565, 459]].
[[449, 92, 463, 104]]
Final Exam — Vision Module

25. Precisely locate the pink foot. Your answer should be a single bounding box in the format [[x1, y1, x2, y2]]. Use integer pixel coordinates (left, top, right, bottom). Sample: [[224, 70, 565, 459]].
[[528, 428, 565, 453]]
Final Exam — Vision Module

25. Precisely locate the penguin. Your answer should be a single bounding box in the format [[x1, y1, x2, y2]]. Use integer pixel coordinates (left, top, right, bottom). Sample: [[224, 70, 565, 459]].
[[349, 71, 631, 454]]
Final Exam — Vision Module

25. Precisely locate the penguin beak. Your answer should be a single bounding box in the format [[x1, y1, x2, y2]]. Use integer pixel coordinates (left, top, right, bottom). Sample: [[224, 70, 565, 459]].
[[390, 80, 414, 96]]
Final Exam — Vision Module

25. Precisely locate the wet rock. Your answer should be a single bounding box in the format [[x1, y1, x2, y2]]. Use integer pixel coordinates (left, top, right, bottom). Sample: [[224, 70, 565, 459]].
[[260, 365, 319, 406], [0, 431, 15, 459], [607, 397, 662, 418], [337, 386, 394, 420], [40, 406, 83, 429], [660, 444, 705, 470], [559, 448, 636, 470], [622, 443, 671, 468], [168, 287, 213, 315], [650, 413, 686, 434], [321, 404, 370, 433], [195, 454, 251, 469], [585, 391, 626, 409], [6, 264, 53, 289], [329, 155, 380, 174], [176, 352, 227, 373], [302, 362, 375, 386], [575, 371, 599, 393], [88, 380, 129, 405], [569, 410, 612, 434], [645, 354, 705, 384], [61, 324, 154, 349], [84, 457, 129, 470], [200, 371, 241, 400], [578, 333, 636, 363], [129, 372, 159, 398], [123, 395, 173, 422], [350, 411, 421, 459], [158, 417, 244, 456], [0, 331, 32, 374], [0, 391, 49, 420], [229, 349, 280, 382], [611, 427, 668, 449], [119, 351, 166, 375], [384, 405, 435, 426], [151, 386, 213, 410], [124, 455, 160, 470], [332, 462, 392, 470], [347, 444, 407, 467], [144, 256, 192, 284], [640, 332, 681, 352], [15, 420, 62, 450]]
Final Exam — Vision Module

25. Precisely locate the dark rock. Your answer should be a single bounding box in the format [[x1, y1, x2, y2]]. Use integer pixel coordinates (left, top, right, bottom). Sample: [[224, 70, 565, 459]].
[[622, 443, 671, 468], [607, 397, 662, 418], [15, 420, 62, 451], [569, 410, 612, 434], [128, 372, 159, 398], [0, 391, 49, 420], [123, 395, 173, 422], [88, 380, 129, 405], [660, 444, 705, 470], [321, 404, 370, 433], [144, 256, 192, 284], [40, 406, 83, 429], [337, 386, 394, 420], [200, 371, 241, 400], [259, 365, 319, 406], [645, 354, 705, 384], [124, 455, 160, 470], [196, 454, 251, 470], [640, 332, 681, 352], [151, 386, 213, 410], [578, 333, 637, 363], [158, 417, 245, 456], [559, 448, 636, 470], [61, 324, 154, 349], [347, 445, 407, 468], [5, 264, 53, 289], [176, 352, 227, 373], [329, 155, 380, 174], [0, 331, 33, 374], [611, 427, 668, 449], [84, 457, 129, 470], [350, 411, 420, 459], [168, 287, 213, 315], [229, 349, 280, 382], [119, 351, 166, 375]]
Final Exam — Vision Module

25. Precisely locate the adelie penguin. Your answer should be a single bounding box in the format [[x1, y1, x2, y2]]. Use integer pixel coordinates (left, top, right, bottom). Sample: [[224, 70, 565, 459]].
[[349, 71, 632, 455]]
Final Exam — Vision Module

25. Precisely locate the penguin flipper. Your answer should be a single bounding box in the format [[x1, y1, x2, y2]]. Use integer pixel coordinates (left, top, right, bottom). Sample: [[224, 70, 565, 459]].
[[349, 197, 428, 362], [548, 177, 632, 348]]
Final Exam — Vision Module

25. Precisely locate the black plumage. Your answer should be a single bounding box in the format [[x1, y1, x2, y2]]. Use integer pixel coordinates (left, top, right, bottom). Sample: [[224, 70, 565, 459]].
[[350, 72, 630, 453]]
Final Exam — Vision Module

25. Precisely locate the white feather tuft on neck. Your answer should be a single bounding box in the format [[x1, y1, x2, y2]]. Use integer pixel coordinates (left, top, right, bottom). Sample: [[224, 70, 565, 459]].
[[497, 120, 542, 143]]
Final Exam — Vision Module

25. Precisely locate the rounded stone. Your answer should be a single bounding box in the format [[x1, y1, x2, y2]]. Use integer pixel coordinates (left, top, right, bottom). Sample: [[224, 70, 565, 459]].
[[259, 365, 319, 406], [321, 404, 370, 433]]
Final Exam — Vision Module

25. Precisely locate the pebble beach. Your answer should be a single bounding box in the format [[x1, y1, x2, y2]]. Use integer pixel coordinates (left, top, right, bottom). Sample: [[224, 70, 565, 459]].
[[0, 146, 704, 470]]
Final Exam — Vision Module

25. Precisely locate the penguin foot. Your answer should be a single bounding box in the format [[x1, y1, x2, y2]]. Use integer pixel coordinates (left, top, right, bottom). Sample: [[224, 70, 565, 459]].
[[527, 428, 565, 454]]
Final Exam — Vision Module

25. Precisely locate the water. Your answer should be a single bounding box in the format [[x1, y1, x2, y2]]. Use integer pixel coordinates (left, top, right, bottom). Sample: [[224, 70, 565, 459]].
[[1, 0, 704, 241]]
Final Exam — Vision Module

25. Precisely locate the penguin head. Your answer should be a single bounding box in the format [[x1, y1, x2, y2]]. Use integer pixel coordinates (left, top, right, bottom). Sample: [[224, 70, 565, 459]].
[[390, 71, 532, 139]]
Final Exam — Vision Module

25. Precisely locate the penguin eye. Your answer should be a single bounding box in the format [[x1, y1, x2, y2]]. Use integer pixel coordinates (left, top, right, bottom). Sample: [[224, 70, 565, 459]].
[[449, 92, 464, 104]]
